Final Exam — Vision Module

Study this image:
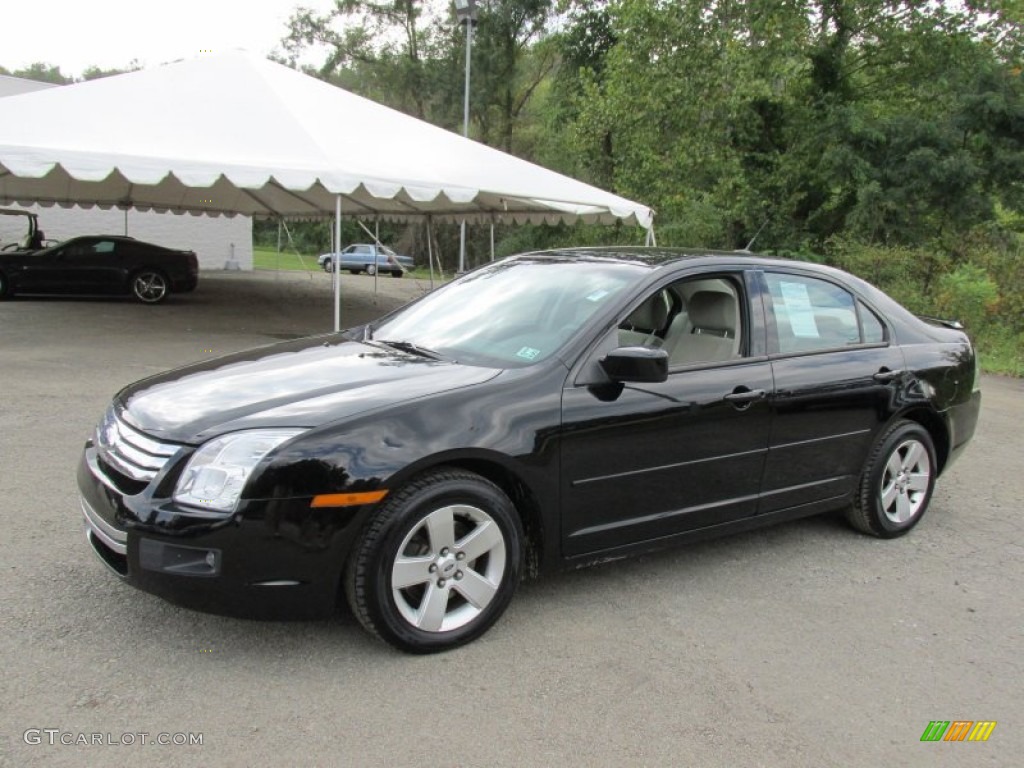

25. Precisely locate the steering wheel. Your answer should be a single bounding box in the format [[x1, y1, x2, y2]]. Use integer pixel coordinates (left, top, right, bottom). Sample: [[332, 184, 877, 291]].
[[1, 242, 23, 252]]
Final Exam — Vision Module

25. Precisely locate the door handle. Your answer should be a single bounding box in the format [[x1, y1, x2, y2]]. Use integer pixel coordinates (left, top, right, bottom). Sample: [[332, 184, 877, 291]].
[[873, 369, 904, 383], [723, 388, 767, 404]]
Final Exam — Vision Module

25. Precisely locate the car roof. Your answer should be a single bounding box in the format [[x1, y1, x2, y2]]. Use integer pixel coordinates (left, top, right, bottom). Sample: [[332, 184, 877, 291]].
[[515, 245, 900, 312], [516, 245, 807, 269]]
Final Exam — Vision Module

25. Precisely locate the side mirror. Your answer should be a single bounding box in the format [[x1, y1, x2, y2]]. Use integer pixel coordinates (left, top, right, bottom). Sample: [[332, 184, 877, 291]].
[[599, 346, 669, 383]]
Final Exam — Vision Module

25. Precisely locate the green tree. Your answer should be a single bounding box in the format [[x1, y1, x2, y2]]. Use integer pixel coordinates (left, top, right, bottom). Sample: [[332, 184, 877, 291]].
[[283, 0, 434, 119], [2, 62, 74, 84]]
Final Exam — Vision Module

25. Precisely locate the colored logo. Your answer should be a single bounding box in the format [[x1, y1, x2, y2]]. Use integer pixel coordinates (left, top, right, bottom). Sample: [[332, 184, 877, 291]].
[[920, 721, 996, 742]]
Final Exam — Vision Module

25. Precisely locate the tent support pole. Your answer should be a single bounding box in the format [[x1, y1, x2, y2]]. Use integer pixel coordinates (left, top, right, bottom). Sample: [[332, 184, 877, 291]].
[[490, 223, 495, 261], [124, 208, 128, 236], [427, 216, 436, 290], [374, 220, 379, 294], [334, 195, 342, 332]]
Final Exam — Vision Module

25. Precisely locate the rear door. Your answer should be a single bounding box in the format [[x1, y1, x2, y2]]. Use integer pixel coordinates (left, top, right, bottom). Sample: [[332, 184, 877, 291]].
[[758, 269, 905, 514]]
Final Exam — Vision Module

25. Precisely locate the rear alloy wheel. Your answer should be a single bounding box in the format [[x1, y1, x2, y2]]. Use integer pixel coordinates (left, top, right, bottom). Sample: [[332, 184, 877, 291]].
[[346, 468, 523, 653], [366, 263, 377, 276], [846, 420, 936, 538], [131, 270, 169, 304]]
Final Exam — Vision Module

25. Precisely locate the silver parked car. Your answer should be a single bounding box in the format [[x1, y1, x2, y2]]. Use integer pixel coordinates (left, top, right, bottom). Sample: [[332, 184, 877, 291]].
[[319, 244, 414, 277]]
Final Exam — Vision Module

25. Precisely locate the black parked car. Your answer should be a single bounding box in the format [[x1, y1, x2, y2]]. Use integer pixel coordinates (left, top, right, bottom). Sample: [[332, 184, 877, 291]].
[[0, 235, 198, 303], [78, 248, 980, 652]]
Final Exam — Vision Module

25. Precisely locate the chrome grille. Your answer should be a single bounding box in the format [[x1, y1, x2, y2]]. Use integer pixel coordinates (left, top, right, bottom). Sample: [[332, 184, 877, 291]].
[[96, 408, 180, 482]]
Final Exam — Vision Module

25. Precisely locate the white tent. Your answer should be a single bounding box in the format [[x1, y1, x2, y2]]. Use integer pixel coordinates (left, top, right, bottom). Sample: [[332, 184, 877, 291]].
[[0, 51, 653, 229]]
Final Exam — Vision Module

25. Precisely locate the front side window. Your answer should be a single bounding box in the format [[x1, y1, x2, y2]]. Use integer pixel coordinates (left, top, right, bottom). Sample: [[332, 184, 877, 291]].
[[617, 275, 745, 367], [765, 273, 862, 353]]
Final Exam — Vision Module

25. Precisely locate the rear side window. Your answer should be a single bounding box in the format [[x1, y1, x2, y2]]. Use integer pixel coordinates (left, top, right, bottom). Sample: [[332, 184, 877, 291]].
[[765, 273, 862, 353]]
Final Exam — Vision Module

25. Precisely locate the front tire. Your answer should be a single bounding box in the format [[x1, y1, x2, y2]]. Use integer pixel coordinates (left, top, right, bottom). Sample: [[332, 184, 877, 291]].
[[365, 263, 377, 276], [345, 468, 523, 653], [130, 269, 168, 304], [846, 420, 937, 538]]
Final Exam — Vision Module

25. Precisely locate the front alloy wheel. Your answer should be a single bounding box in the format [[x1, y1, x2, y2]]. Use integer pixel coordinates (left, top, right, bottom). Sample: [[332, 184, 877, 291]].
[[131, 270, 168, 304], [346, 468, 523, 653], [847, 420, 937, 538]]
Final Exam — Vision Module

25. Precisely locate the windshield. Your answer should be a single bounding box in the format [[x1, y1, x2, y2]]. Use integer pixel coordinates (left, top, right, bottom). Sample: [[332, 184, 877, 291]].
[[370, 258, 648, 367]]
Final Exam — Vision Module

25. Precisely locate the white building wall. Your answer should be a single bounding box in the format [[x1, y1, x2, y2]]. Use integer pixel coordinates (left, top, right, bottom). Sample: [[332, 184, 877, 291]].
[[0, 203, 253, 270]]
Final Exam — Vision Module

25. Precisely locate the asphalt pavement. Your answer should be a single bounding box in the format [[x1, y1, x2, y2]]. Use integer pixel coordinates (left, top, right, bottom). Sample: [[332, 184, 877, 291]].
[[1, 269, 1021, 767]]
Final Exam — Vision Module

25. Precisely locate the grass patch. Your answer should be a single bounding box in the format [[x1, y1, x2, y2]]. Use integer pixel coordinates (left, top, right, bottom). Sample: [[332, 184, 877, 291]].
[[976, 329, 1024, 377], [254, 247, 447, 282], [253, 247, 321, 272]]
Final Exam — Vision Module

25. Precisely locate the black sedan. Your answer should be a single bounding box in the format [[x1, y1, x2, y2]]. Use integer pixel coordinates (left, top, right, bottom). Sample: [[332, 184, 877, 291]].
[[0, 235, 198, 303], [77, 248, 980, 652]]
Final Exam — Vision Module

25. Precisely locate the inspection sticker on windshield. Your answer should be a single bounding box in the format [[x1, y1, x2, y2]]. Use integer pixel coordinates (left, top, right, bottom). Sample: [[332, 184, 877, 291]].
[[516, 346, 541, 361], [586, 289, 611, 302]]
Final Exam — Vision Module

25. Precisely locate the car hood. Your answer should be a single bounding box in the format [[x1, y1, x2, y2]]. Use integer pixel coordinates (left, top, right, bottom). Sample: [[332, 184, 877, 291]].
[[117, 337, 500, 444]]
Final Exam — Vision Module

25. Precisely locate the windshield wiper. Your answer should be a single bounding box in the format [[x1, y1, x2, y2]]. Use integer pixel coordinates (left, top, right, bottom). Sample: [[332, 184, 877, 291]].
[[374, 339, 450, 361]]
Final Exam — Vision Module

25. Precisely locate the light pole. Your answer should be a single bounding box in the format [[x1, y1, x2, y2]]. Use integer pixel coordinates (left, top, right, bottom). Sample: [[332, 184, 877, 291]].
[[454, 0, 478, 273]]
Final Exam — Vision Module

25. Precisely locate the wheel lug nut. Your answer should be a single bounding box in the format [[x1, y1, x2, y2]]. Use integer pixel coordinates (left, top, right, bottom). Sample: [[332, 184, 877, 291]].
[[440, 548, 449, 556], [429, 564, 437, 573], [456, 552, 466, 560], [455, 571, 463, 580], [438, 579, 446, 588]]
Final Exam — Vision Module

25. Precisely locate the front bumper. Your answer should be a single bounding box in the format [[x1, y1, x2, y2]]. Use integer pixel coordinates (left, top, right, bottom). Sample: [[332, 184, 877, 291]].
[[77, 441, 366, 619]]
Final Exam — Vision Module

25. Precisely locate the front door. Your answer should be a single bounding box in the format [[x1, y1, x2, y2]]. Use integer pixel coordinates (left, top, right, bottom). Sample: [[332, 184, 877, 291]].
[[560, 271, 773, 557]]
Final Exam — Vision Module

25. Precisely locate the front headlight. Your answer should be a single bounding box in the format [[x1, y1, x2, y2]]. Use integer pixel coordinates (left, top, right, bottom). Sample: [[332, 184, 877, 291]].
[[173, 429, 303, 513]]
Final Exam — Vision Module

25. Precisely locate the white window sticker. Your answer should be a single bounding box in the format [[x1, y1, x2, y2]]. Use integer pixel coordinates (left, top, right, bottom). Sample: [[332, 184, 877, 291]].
[[779, 281, 819, 338], [516, 346, 541, 361], [586, 289, 611, 302]]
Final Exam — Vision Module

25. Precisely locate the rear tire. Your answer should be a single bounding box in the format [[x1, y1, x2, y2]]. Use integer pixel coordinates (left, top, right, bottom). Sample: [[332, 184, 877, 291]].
[[0, 270, 10, 299], [345, 468, 523, 653], [130, 269, 169, 304], [390, 270, 404, 278], [846, 419, 937, 538]]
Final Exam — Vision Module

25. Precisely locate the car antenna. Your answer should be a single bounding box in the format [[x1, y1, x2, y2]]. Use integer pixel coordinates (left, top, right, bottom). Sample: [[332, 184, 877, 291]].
[[739, 221, 769, 254]]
